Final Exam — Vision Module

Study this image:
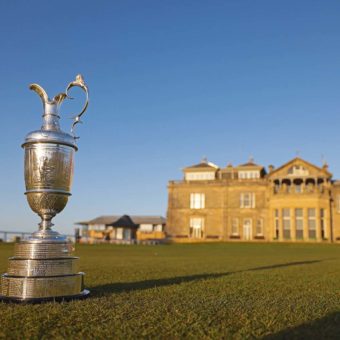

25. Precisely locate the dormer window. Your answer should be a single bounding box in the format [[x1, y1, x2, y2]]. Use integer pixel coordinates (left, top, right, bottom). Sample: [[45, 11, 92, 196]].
[[239, 171, 260, 179], [185, 172, 215, 181], [183, 160, 219, 181]]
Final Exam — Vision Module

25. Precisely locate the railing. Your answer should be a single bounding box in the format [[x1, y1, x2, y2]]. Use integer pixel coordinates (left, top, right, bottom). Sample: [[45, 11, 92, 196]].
[[0, 230, 75, 242], [169, 178, 267, 184], [273, 186, 327, 195], [0, 231, 31, 242]]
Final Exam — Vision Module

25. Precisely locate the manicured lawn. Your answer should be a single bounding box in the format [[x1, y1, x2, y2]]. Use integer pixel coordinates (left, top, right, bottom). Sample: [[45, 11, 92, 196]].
[[0, 242, 340, 339]]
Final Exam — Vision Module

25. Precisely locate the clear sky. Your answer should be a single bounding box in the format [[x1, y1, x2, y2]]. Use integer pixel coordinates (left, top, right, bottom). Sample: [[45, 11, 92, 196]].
[[1, 0, 340, 234]]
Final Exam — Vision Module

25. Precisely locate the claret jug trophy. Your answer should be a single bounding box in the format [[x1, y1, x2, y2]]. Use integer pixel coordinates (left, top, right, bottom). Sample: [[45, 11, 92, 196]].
[[0, 75, 90, 302]]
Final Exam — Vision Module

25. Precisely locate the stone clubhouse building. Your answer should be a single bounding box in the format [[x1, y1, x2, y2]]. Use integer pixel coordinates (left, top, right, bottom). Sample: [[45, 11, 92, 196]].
[[166, 157, 340, 243]]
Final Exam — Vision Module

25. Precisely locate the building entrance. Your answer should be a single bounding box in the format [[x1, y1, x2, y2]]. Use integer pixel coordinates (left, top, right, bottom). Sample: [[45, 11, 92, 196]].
[[243, 219, 252, 240]]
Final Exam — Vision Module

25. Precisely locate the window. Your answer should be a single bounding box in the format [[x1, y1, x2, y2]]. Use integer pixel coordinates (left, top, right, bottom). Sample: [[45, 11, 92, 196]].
[[282, 208, 291, 239], [308, 208, 316, 239], [123, 229, 131, 240], [89, 224, 106, 231], [154, 224, 163, 232], [139, 224, 153, 232], [256, 219, 263, 236], [185, 172, 215, 181], [190, 193, 205, 209], [295, 184, 302, 193], [243, 219, 252, 240], [190, 217, 204, 238], [320, 209, 326, 239], [295, 208, 303, 239], [231, 218, 239, 235], [240, 193, 255, 208], [274, 209, 279, 239], [239, 171, 260, 179], [287, 165, 309, 176], [116, 228, 123, 240], [337, 196, 340, 213]]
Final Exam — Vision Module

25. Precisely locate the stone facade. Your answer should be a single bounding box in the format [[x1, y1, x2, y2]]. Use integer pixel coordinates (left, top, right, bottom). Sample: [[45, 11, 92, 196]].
[[166, 157, 340, 243]]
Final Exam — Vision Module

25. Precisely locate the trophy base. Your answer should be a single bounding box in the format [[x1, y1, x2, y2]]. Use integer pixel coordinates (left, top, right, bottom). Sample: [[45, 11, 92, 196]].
[[0, 235, 89, 303], [0, 289, 90, 304]]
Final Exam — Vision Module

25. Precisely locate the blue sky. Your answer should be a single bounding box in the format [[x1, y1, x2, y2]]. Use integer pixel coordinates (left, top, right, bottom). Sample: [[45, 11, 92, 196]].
[[1, 1, 340, 233]]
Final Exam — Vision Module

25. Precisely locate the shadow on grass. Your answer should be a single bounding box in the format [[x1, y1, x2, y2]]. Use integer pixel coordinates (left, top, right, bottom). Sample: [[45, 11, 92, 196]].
[[249, 260, 322, 271], [263, 311, 340, 339], [90, 259, 323, 297]]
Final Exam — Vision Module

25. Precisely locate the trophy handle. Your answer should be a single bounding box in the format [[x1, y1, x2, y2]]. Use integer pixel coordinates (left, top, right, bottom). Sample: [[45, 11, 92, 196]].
[[65, 74, 89, 136]]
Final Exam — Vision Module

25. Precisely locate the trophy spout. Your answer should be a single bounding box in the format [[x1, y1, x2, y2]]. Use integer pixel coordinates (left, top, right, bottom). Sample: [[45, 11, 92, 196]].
[[29, 84, 49, 105], [30, 84, 69, 132], [29, 84, 68, 109]]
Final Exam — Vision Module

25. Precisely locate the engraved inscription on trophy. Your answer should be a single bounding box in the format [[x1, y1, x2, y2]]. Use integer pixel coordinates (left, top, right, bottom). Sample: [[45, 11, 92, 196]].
[[25, 144, 73, 192]]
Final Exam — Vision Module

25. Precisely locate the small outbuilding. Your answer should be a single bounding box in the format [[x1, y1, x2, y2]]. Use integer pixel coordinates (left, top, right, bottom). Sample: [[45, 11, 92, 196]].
[[75, 214, 166, 244]]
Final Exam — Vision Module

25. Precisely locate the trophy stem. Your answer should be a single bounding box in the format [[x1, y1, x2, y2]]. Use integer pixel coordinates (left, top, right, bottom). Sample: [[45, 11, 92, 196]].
[[39, 214, 54, 231]]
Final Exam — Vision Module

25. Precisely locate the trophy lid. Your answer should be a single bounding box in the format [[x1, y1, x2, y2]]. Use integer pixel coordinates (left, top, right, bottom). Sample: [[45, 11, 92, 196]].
[[22, 129, 78, 150]]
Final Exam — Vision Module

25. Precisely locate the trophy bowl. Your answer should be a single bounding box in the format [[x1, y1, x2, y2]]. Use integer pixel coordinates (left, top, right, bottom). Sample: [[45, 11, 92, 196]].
[[26, 192, 69, 224], [24, 141, 75, 232]]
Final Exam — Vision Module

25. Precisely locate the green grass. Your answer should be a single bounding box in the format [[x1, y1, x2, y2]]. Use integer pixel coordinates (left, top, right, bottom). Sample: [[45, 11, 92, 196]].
[[0, 243, 340, 339]]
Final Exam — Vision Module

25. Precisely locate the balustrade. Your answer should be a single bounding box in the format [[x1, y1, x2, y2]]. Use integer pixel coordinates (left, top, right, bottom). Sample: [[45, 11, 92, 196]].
[[272, 177, 328, 195]]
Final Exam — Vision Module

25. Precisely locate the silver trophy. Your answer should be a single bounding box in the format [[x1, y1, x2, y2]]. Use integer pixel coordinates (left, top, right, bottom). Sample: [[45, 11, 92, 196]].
[[0, 75, 90, 302]]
